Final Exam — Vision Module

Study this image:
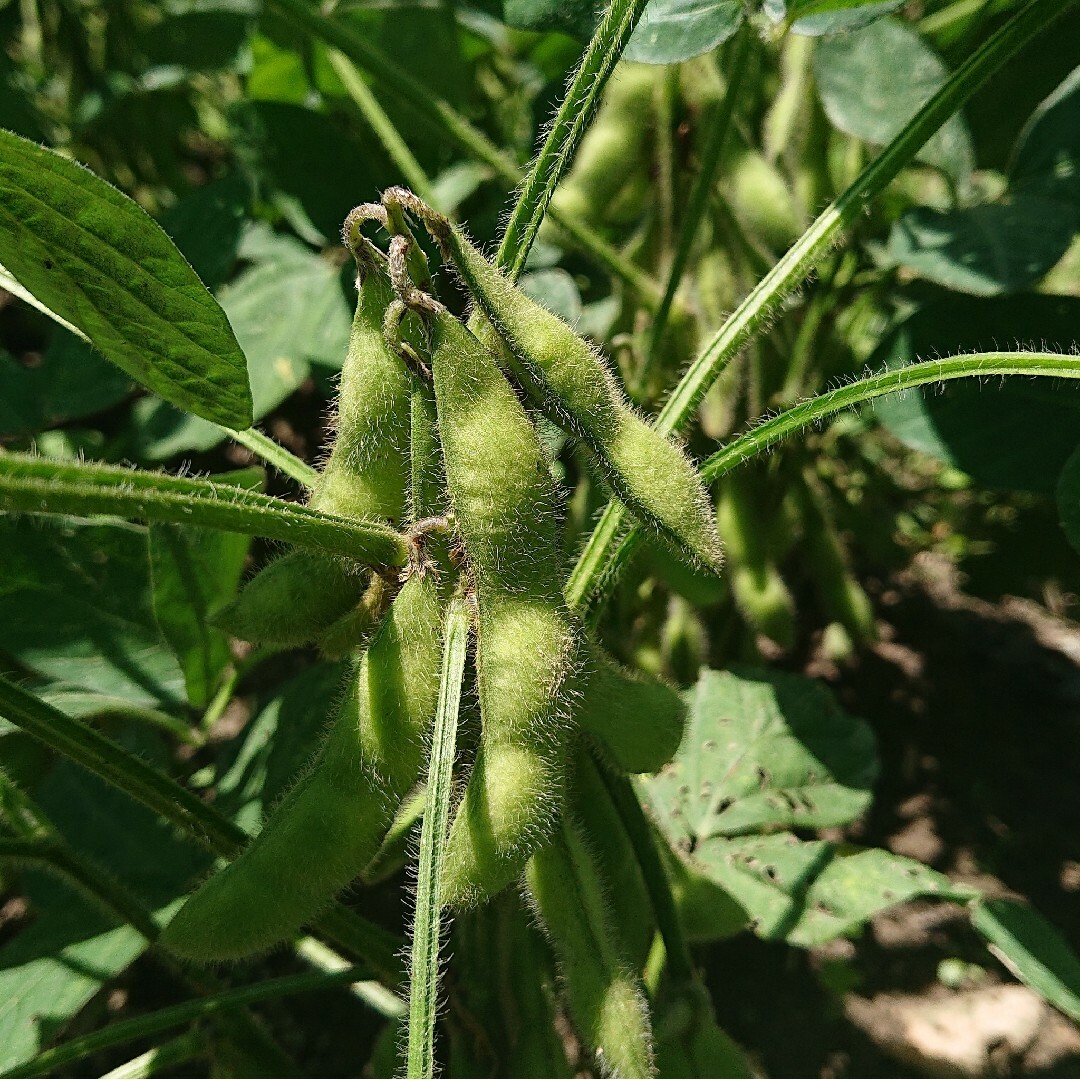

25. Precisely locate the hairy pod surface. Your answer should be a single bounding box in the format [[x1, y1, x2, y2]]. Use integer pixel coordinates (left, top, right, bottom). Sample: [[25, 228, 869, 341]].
[[435, 223, 722, 572], [161, 573, 445, 960], [214, 549, 368, 648], [428, 310, 581, 906], [526, 817, 655, 1078], [578, 646, 686, 774], [309, 250, 411, 527]]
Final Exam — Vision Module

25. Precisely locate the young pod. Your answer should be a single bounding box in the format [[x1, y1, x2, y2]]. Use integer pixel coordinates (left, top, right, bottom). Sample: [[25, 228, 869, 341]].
[[526, 817, 655, 1079], [214, 549, 369, 648], [716, 474, 796, 650], [161, 572, 444, 960], [427, 309, 581, 907], [309, 242, 411, 527], [578, 646, 686, 774], [424, 218, 722, 572]]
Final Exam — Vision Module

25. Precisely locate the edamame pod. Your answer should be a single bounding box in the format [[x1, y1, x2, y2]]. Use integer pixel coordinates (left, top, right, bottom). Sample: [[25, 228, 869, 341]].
[[161, 572, 444, 960], [526, 817, 655, 1078], [579, 646, 686, 774], [421, 216, 722, 572], [428, 309, 581, 907], [214, 549, 369, 648], [309, 243, 411, 527]]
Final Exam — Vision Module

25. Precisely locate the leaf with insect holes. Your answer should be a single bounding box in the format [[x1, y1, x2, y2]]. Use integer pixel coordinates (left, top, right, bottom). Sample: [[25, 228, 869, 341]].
[[0, 129, 252, 428], [692, 835, 973, 946], [644, 667, 878, 846]]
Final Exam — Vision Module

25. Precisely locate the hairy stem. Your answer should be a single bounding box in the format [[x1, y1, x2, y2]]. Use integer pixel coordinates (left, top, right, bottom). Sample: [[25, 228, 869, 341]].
[[497, 0, 651, 279], [0, 452, 407, 566], [407, 597, 470, 1078], [566, 0, 1075, 612]]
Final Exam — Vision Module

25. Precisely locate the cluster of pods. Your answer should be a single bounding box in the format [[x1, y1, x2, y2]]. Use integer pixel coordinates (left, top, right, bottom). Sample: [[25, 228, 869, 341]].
[[161, 189, 723, 1075]]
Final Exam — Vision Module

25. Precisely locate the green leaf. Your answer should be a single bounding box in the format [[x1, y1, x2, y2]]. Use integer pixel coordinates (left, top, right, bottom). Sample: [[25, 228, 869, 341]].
[[813, 17, 974, 183], [0, 517, 187, 707], [149, 522, 251, 710], [0, 130, 253, 429], [644, 668, 878, 844], [624, 0, 743, 64], [128, 240, 351, 459], [0, 331, 131, 438], [692, 835, 969, 946], [1011, 64, 1080, 204], [972, 899, 1080, 1023], [1055, 444, 1080, 555], [158, 174, 249, 290], [139, 7, 253, 72], [776, 0, 902, 35], [0, 762, 208, 1072], [888, 195, 1078, 296], [873, 294, 1080, 493]]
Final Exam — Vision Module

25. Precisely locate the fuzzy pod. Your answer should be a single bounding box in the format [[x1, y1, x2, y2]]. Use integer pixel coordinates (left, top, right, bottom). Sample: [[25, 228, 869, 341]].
[[309, 248, 411, 527], [428, 309, 581, 906], [727, 150, 801, 253], [430, 223, 722, 572], [578, 646, 686, 774], [572, 753, 655, 972], [161, 572, 445, 961], [315, 573, 391, 661], [526, 817, 655, 1078], [214, 549, 369, 648]]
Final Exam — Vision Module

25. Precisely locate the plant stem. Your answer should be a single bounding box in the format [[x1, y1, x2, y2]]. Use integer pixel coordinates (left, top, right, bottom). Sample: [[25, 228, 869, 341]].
[[103, 1031, 207, 1079], [496, 0, 651, 280], [326, 49, 438, 206], [593, 759, 694, 985], [267, 0, 661, 300], [565, 0, 1075, 613], [0, 452, 407, 566], [0, 675, 406, 983], [581, 350, 1080, 613], [1, 967, 368, 1079], [639, 28, 752, 390], [221, 426, 318, 488], [407, 597, 470, 1078]]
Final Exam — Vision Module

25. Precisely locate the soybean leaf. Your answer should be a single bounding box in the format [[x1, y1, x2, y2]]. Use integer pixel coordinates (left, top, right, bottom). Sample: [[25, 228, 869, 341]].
[[972, 899, 1080, 1023], [873, 294, 1080, 493], [0, 517, 187, 708], [1055, 445, 1080, 555], [232, 100, 392, 241], [129, 241, 351, 460], [693, 836, 971, 946], [645, 668, 878, 845], [888, 196, 1078, 296], [0, 331, 131, 439], [1011, 64, 1080, 205], [212, 662, 346, 833], [623, 0, 743, 65], [502, 0, 597, 36], [149, 518, 252, 710], [247, 33, 312, 103], [0, 130, 253, 428], [158, 174, 250, 290], [763, 0, 902, 36], [138, 6, 253, 72], [813, 17, 974, 184], [0, 762, 209, 1073]]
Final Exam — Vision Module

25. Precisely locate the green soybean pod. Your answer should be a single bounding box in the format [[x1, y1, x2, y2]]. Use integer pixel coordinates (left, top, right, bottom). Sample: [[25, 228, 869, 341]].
[[716, 473, 796, 650], [526, 817, 655, 1079], [309, 241, 411, 527], [214, 549, 369, 648], [422, 217, 721, 572], [578, 646, 686, 774], [428, 308, 581, 907], [161, 572, 444, 961]]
